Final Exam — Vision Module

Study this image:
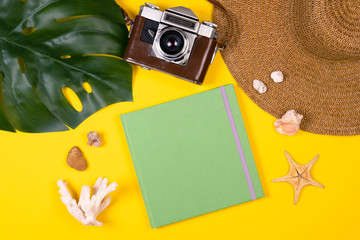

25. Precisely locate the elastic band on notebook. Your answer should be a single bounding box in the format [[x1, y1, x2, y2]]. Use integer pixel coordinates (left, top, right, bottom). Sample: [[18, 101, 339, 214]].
[[220, 86, 256, 200]]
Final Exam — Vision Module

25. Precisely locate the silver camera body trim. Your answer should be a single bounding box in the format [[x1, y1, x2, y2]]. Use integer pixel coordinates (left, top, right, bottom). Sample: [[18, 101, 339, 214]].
[[136, 3, 218, 66]]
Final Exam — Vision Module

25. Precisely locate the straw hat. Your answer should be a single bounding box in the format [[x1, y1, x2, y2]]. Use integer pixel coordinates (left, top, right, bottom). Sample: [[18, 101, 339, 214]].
[[212, 0, 360, 135]]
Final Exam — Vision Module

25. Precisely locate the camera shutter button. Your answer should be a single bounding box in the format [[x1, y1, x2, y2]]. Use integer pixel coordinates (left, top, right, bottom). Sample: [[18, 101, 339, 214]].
[[145, 3, 160, 10], [202, 21, 217, 28]]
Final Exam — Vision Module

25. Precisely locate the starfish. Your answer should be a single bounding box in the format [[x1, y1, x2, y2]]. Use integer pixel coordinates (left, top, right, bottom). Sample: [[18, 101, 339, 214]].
[[272, 151, 324, 204]]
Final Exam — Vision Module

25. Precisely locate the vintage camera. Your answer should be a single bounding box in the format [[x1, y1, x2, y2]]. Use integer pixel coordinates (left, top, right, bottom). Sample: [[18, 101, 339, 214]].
[[123, 3, 219, 85]]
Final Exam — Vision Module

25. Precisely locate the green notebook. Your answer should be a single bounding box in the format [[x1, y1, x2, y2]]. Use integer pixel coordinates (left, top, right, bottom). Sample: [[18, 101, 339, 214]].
[[121, 84, 264, 228]]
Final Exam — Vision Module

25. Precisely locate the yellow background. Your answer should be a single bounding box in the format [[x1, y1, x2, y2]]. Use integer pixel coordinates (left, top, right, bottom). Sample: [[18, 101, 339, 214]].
[[1, 0, 359, 239]]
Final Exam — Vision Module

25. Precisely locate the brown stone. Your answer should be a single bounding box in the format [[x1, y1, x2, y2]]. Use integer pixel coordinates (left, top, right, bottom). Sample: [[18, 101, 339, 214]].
[[66, 146, 87, 171]]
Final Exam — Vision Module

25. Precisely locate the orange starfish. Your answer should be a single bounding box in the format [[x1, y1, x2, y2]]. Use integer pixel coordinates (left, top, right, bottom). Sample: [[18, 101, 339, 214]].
[[272, 151, 324, 204]]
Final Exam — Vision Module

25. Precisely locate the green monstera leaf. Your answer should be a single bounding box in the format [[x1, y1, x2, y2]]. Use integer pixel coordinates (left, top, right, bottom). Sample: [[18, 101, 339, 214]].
[[0, 0, 132, 133]]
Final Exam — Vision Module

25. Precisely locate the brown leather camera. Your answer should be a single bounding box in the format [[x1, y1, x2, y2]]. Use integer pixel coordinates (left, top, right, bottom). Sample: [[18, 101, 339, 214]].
[[123, 3, 219, 85]]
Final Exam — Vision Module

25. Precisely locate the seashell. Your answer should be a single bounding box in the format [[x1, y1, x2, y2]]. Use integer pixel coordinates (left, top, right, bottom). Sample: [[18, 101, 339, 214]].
[[87, 131, 102, 147], [253, 79, 267, 93], [270, 71, 284, 83], [274, 110, 303, 136]]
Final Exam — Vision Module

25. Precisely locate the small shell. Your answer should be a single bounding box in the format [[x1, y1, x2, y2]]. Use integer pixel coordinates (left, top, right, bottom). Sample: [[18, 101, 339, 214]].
[[253, 80, 267, 93], [274, 110, 303, 136], [270, 71, 284, 83], [87, 131, 102, 147]]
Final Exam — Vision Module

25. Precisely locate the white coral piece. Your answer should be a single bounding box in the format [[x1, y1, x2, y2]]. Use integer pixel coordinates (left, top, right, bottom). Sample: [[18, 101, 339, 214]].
[[274, 110, 303, 136], [253, 79, 267, 93], [57, 177, 118, 226]]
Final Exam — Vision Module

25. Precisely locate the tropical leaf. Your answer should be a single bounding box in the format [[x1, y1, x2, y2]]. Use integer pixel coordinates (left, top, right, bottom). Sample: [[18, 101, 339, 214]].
[[0, 0, 132, 133]]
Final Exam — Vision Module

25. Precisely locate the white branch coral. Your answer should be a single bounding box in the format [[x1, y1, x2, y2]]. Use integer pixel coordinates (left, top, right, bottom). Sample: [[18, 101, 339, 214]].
[[57, 177, 118, 226]]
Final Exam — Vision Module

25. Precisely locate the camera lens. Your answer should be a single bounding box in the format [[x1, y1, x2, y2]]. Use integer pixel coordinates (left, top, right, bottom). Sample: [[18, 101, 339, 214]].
[[159, 30, 184, 55]]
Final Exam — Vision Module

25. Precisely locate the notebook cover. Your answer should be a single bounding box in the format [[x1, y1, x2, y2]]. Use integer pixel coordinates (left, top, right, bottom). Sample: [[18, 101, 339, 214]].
[[121, 84, 264, 228]]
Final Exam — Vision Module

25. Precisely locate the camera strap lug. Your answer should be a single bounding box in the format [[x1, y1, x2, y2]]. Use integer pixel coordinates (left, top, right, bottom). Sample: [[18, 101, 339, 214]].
[[121, 7, 133, 26], [211, 46, 219, 64], [211, 42, 227, 64]]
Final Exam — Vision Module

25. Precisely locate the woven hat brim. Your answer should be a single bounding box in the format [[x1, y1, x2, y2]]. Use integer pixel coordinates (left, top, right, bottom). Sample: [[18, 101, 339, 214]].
[[214, 0, 360, 135]]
